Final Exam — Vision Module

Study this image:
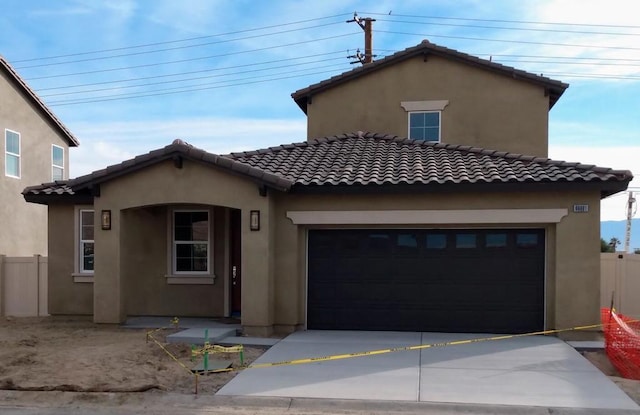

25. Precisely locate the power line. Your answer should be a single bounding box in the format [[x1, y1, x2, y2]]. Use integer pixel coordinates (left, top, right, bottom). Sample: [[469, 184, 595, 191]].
[[541, 72, 640, 80], [11, 13, 352, 63], [378, 30, 640, 52], [495, 59, 640, 68], [362, 11, 640, 30], [15, 21, 346, 70], [47, 67, 354, 106], [39, 58, 349, 98], [375, 17, 640, 37], [25, 32, 361, 80], [36, 51, 347, 91], [374, 49, 640, 63]]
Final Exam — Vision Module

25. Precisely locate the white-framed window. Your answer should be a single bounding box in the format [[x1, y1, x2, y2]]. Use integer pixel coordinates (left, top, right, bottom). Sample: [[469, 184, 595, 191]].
[[5, 129, 20, 178], [79, 209, 95, 274], [400, 100, 449, 142], [172, 210, 210, 274], [408, 111, 441, 141], [52, 145, 64, 181]]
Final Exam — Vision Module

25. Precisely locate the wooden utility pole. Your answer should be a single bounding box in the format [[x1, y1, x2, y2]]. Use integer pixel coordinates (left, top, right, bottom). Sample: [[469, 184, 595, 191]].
[[347, 12, 376, 65], [624, 191, 636, 253]]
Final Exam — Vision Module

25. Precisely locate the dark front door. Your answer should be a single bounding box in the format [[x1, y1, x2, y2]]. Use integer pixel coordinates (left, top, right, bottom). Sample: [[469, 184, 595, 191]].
[[230, 209, 242, 316], [307, 228, 545, 333]]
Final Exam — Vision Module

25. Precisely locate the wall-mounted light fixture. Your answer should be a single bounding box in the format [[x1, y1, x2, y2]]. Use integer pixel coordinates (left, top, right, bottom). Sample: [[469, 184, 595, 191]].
[[250, 210, 260, 231], [101, 210, 111, 230]]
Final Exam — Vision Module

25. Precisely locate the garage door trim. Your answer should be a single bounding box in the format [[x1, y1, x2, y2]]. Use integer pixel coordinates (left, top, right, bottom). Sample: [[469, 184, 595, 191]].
[[288, 209, 567, 225]]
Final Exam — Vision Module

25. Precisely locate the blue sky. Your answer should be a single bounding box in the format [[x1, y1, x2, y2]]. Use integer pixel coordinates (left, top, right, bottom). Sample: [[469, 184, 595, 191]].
[[1, 0, 638, 220]]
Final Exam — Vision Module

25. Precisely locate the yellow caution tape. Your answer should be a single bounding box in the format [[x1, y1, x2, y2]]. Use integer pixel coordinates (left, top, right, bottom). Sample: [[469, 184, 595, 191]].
[[192, 344, 244, 357], [148, 314, 638, 376], [147, 333, 197, 377], [211, 322, 610, 373]]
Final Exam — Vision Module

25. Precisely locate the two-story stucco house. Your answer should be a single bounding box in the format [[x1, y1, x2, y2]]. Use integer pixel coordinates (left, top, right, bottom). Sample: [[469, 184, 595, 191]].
[[1, 56, 79, 257], [24, 41, 632, 337]]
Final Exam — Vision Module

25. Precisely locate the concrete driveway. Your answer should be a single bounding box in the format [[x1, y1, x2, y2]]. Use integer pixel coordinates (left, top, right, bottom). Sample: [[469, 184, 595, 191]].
[[217, 331, 639, 410]]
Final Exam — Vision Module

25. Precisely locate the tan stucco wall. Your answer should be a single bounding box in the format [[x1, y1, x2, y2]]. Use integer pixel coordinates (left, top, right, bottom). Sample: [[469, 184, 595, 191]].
[[271, 189, 601, 335], [0, 70, 70, 256], [46, 160, 601, 336], [47, 204, 93, 315], [121, 205, 227, 317], [306, 55, 550, 157], [92, 159, 274, 333]]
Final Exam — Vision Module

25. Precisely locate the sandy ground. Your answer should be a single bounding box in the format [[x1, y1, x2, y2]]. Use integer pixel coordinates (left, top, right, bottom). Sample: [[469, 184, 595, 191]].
[[0, 317, 639, 408], [0, 317, 264, 396]]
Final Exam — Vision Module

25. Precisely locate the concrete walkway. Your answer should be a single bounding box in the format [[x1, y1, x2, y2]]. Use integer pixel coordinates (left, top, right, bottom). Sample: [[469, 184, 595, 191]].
[[217, 331, 639, 410]]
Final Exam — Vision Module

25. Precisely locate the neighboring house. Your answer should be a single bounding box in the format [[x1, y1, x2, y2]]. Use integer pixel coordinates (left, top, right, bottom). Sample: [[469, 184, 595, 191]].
[[0, 56, 79, 256], [23, 41, 632, 337]]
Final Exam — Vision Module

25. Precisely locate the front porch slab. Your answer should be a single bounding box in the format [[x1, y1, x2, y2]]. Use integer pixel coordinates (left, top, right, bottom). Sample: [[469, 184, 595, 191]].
[[167, 328, 238, 345]]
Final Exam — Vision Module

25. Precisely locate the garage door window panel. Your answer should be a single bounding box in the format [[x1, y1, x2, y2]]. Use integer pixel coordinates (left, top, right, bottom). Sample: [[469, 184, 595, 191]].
[[486, 233, 508, 248], [517, 233, 539, 248], [425, 233, 447, 250], [456, 233, 477, 248], [396, 233, 419, 255]]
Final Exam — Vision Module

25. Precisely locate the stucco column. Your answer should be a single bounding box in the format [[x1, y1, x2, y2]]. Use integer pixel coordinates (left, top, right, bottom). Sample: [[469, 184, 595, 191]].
[[93, 205, 124, 323], [554, 193, 601, 337], [273, 215, 302, 333], [0, 254, 5, 316], [241, 201, 275, 337]]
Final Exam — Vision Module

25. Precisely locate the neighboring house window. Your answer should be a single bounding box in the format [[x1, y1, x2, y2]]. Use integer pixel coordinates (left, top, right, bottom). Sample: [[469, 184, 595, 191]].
[[52, 145, 64, 180], [173, 210, 209, 274], [5, 129, 20, 178], [400, 100, 449, 142], [79, 210, 95, 273], [409, 111, 440, 141]]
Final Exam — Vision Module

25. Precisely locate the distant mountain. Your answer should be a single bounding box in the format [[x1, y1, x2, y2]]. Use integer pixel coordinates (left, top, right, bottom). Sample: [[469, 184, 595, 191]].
[[601, 219, 640, 252]]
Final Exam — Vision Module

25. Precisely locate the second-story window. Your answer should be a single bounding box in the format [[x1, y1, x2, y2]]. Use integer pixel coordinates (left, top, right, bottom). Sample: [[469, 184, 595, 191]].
[[5, 129, 20, 178], [409, 111, 440, 141], [52, 145, 64, 181], [401, 101, 448, 143]]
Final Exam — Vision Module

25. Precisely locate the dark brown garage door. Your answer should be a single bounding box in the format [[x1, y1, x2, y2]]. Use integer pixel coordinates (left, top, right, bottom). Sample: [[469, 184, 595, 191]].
[[307, 229, 545, 333]]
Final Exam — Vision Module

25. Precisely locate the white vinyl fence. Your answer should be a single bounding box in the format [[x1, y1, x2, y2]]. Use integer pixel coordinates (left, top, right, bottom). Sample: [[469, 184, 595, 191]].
[[0, 255, 48, 317], [601, 253, 640, 319]]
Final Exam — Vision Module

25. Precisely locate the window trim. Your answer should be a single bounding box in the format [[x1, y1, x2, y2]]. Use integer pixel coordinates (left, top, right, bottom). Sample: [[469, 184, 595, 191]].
[[79, 209, 95, 274], [407, 110, 442, 142], [400, 100, 448, 143], [5, 129, 21, 178], [171, 208, 212, 276], [52, 144, 65, 181], [73, 206, 95, 282]]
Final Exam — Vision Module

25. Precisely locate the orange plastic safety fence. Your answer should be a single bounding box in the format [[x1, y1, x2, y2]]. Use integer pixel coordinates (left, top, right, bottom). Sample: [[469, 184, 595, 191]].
[[601, 308, 640, 380]]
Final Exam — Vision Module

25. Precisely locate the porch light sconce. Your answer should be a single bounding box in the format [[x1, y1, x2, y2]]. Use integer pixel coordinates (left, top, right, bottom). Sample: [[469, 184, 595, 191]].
[[101, 210, 111, 230], [250, 210, 260, 231]]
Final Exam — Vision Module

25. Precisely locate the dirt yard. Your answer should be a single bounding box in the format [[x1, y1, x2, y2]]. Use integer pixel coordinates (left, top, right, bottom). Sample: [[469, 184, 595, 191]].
[[1, 317, 639, 407], [0, 317, 265, 396]]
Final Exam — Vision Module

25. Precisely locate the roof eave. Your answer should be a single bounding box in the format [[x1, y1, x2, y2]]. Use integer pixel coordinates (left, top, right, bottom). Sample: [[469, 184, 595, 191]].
[[289, 178, 631, 196], [0, 56, 80, 147], [291, 41, 569, 113], [53, 144, 294, 195]]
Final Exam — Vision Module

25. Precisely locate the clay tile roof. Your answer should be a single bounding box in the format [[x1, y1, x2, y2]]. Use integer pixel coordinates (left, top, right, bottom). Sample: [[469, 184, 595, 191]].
[[24, 134, 633, 203], [23, 140, 295, 202], [291, 40, 568, 114], [225, 132, 632, 192], [0, 55, 79, 147]]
